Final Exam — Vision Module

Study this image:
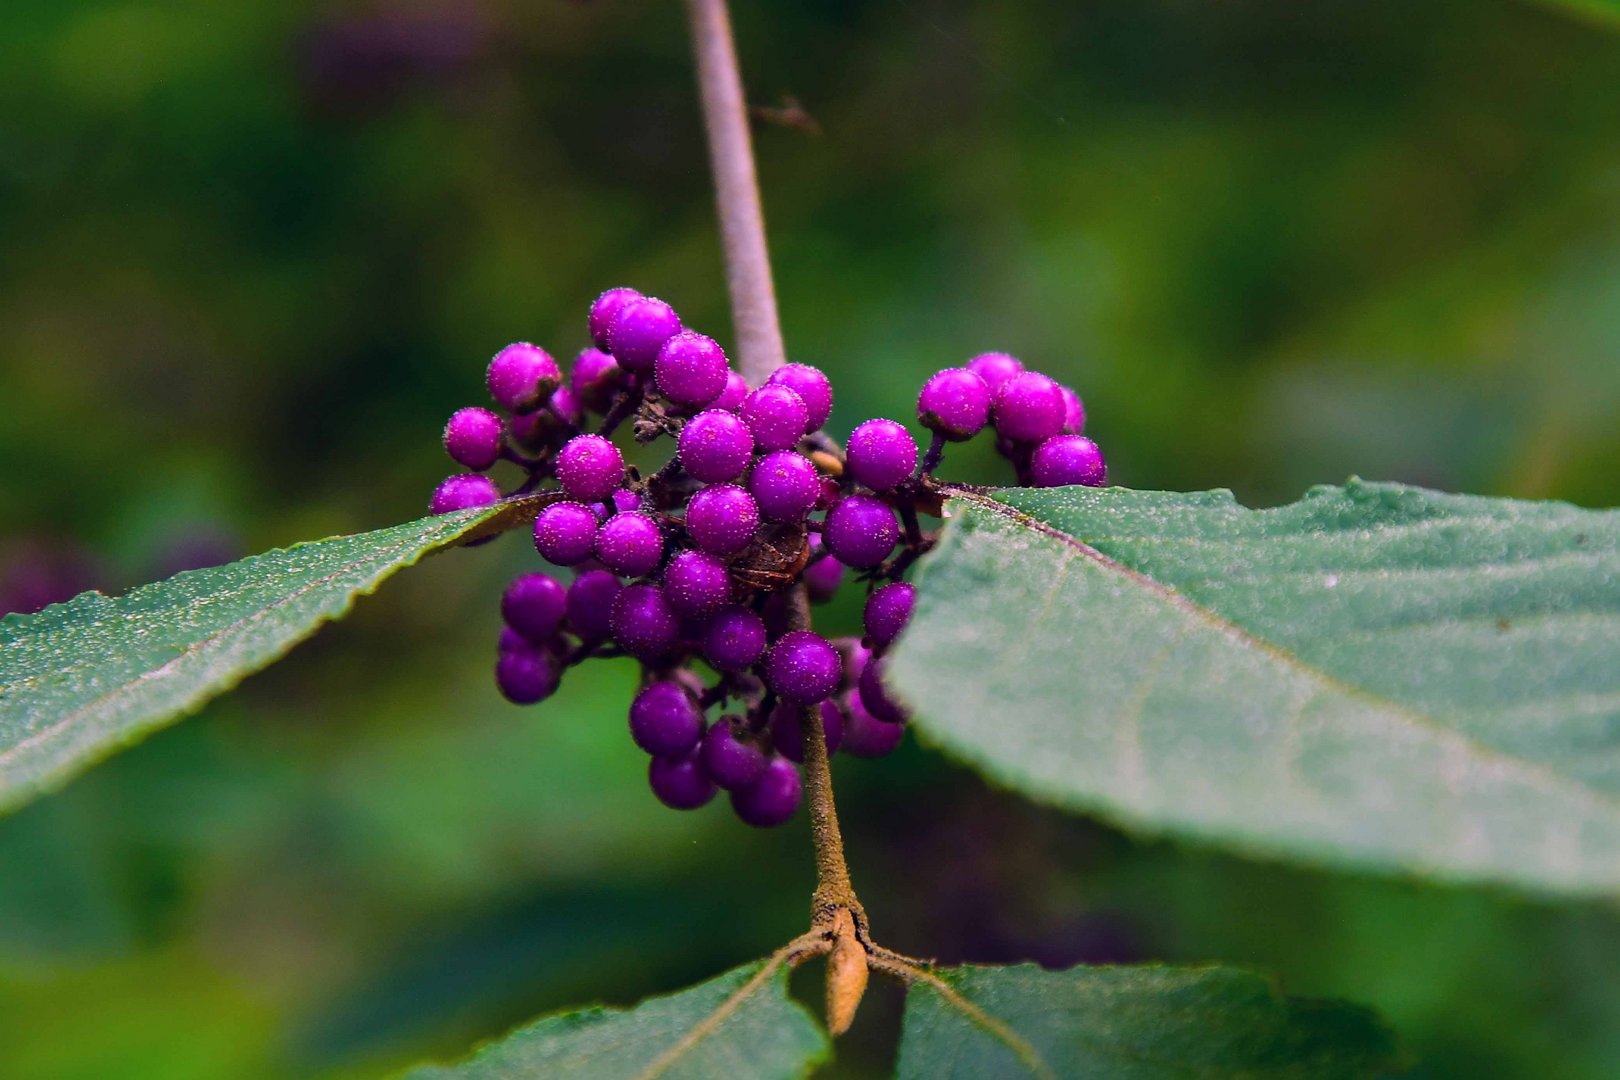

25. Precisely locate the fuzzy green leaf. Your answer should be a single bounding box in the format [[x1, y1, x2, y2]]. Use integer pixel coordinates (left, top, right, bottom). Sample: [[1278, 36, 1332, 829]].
[[888, 481, 1620, 895]]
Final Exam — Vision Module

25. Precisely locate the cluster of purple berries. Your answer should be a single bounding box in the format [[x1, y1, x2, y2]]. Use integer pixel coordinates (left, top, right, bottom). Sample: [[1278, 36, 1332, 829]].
[[429, 287, 1105, 827]]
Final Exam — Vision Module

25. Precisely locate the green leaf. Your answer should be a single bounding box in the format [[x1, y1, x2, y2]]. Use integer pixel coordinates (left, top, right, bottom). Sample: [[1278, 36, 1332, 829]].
[[888, 481, 1620, 895], [896, 963, 1403, 1079], [403, 958, 829, 1079], [0, 499, 542, 816]]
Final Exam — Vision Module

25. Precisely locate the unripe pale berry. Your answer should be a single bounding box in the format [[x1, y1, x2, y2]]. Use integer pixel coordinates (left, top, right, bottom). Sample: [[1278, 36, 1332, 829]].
[[678, 410, 754, 483], [685, 484, 760, 556], [589, 287, 642, 351], [702, 605, 767, 672], [594, 512, 664, 578], [863, 582, 916, 649], [748, 450, 820, 521], [566, 569, 622, 640], [739, 384, 809, 452], [804, 548, 845, 604], [1059, 385, 1086, 434], [655, 331, 729, 408], [629, 681, 704, 758], [841, 691, 905, 758], [858, 654, 908, 723], [501, 572, 568, 643], [845, 419, 918, 491], [701, 718, 769, 790], [606, 295, 681, 372], [443, 407, 504, 471], [431, 474, 502, 515], [533, 502, 599, 565], [713, 371, 750, 412], [731, 755, 802, 827], [823, 494, 900, 569], [662, 549, 732, 617], [993, 371, 1065, 443], [770, 699, 845, 763], [967, 351, 1024, 392], [609, 583, 679, 660], [1031, 435, 1107, 487], [487, 342, 561, 413], [649, 749, 717, 810], [557, 434, 625, 502], [917, 367, 991, 441], [765, 630, 842, 705], [766, 363, 832, 431], [496, 645, 560, 705], [572, 347, 622, 414]]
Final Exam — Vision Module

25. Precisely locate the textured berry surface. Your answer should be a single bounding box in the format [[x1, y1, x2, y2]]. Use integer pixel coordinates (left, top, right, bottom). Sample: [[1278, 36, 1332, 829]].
[[967, 351, 1024, 391], [594, 512, 664, 578], [731, 756, 803, 828], [629, 681, 704, 758], [501, 572, 567, 643], [654, 331, 729, 408], [766, 363, 832, 431], [678, 410, 754, 483], [748, 450, 819, 521], [443, 407, 504, 471], [566, 570, 621, 640], [765, 630, 842, 705], [685, 484, 760, 556], [701, 719, 769, 790], [662, 549, 732, 617], [533, 502, 599, 565], [557, 434, 625, 502], [739, 384, 809, 451], [649, 750, 718, 810], [1059, 385, 1086, 434], [606, 295, 681, 372], [863, 581, 916, 649], [823, 494, 900, 569], [701, 605, 767, 672], [917, 367, 991, 440], [609, 584, 679, 660], [771, 700, 845, 763], [993, 371, 1066, 443], [713, 370, 750, 412], [1031, 434, 1107, 487], [845, 419, 918, 490], [496, 646, 559, 705], [487, 342, 561, 413], [588, 287, 641, 351], [430, 474, 502, 515]]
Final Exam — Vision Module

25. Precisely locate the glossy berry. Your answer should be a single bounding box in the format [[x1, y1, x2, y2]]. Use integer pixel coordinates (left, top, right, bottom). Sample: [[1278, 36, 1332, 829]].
[[701, 719, 769, 790], [496, 645, 560, 705], [443, 407, 504, 471], [685, 484, 760, 556], [1059, 385, 1086, 434], [655, 331, 729, 408], [609, 584, 680, 660], [771, 699, 845, 763], [803, 549, 845, 604], [678, 410, 754, 483], [713, 371, 750, 412], [501, 572, 568, 643], [863, 582, 915, 649], [606, 295, 681, 372], [662, 549, 732, 617], [739, 384, 809, 451], [487, 342, 561, 413], [566, 569, 622, 640], [748, 451, 820, 521], [702, 605, 767, 672], [765, 630, 842, 705], [917, 367, 991, 441], [612, 488, 643, 514], [533, 502, 599, 565], [629, 681, 704, 757], [549, 384, 584, 426], [594, 512, 664, 578], [731, 756, 803, 828], [572, 348, 622, 414], [823, 494, 900, 569], [845, 419, 918, 491], [1031, 435, 1107, 487], [557, 434, 625, 502], [992, 371, 1065, 443], [589, 287, 642, 351], [858, 655, 908, 723], [649, 749, 717, 810], [430, 473, 501, 515], [766, 363, 833, 431], [841, 691, 905, 758], [967, 351, 1024, 392]]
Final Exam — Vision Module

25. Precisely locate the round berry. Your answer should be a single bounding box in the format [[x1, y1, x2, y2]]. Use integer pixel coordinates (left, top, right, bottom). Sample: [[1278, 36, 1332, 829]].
[[487, 343, 561, 413], [501, 572, 568, 643], [678, 410, 755, 483], [764, 630, 842, 705], [609, 584, 679, 660], [685, 484, 760, 556], [629, 681, 704, 758], [701, 719, 769, 790], [572, 347, 622, 414], [766, 363, 832, 431], [662, 549, 732, 618], [917, 367, 991, 441], [863, 582, 915, 649], [858, 655, 908, 723], [771, 700, 845, 763], [533, 502, 599, 565], [443, 407, 504, 471], [822, 495, 899, 569], [589, 287, 642, 351], [841, 691, 905, 758], [739, 384, 809, 452], [557, 434, 625, 502], [495, 645, 560, 705], [594, 512, 664, 578], [804, 548, 845, 604], [655, 331, 729, 408], [509, 406, 566, 451], [748, 451, 819, 521], [566, 569, 622, 640], [967, 351, 1024, 392], [713, 371, 750, 412], [1059, 385, 1086, 434], [730, 756, 802, 828], [612, 488, 643, 514], [606, 295, 681, 372], [702, 605, 767, 672], [549, 384, 584, 426], [498, 626, 527, 653], [430, 474, 501, 515], [845, 419, 918, 491], [992, 371, 1065, 443], [649, 749, 718, 810], [1031, 435, 1107, 488]]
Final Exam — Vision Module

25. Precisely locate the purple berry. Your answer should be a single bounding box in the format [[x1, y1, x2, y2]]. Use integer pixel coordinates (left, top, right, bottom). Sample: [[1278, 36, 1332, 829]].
[[509, 406, 566, 451], [662, 549, 732, 618], [678, 410, 755, 483], [502, 572, 568, 643], [822, 494, 899, 569], [496, 644, 560, 705], [1059, 385, 1086, 434], [685, 484, 760, 556], [629, 681, 704, 757], [841, 691, 904, 758], [713, 371, 750, 412], [612, 488, 644, 514], [572, 347, 622, 414], [487, 343, 561, 413], [557, 434, 625, 502], [771, 699, 845, 763], [764, 630, 842, 705], [804, 548, 845, 604], [655, 331, 729, 408], [838, 637, 871, 686], [533, 502, 599, 565], [443, 407, 504, 471], [702, 605, 767, 672], [1030, 435, 1107, 487], [498, 627, 527, 653], [589, 287, 642, 351], [549, 384, 584, 426], [701, 719, 769, 790], [609, 583, 679, 660], [731, 756, 803, 827], [649, 749, 718, 810], [858, 655, 908, 723], [594, 512, 664, 578], [845, 419, 918, 491], [766, 363, 832, 431], [748, 451, 819, 521], [606, 295, 681, 372], [967, 351, 1024, 392], [863, 582, 915, 649], [917, 368, 991, 441], [566, 569, 622, 640], [739, 384, 809, 452], [993, 371, 1065, 443], [430, 474, 501, 515]]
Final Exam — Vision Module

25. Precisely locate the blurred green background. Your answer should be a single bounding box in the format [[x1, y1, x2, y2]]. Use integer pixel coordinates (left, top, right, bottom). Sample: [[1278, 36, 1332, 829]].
[[3, 0, 1620, 1076]]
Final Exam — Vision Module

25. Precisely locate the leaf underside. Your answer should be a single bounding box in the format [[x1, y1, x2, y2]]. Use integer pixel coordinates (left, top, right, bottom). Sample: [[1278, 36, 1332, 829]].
[[888, 481, 1620, 896]]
